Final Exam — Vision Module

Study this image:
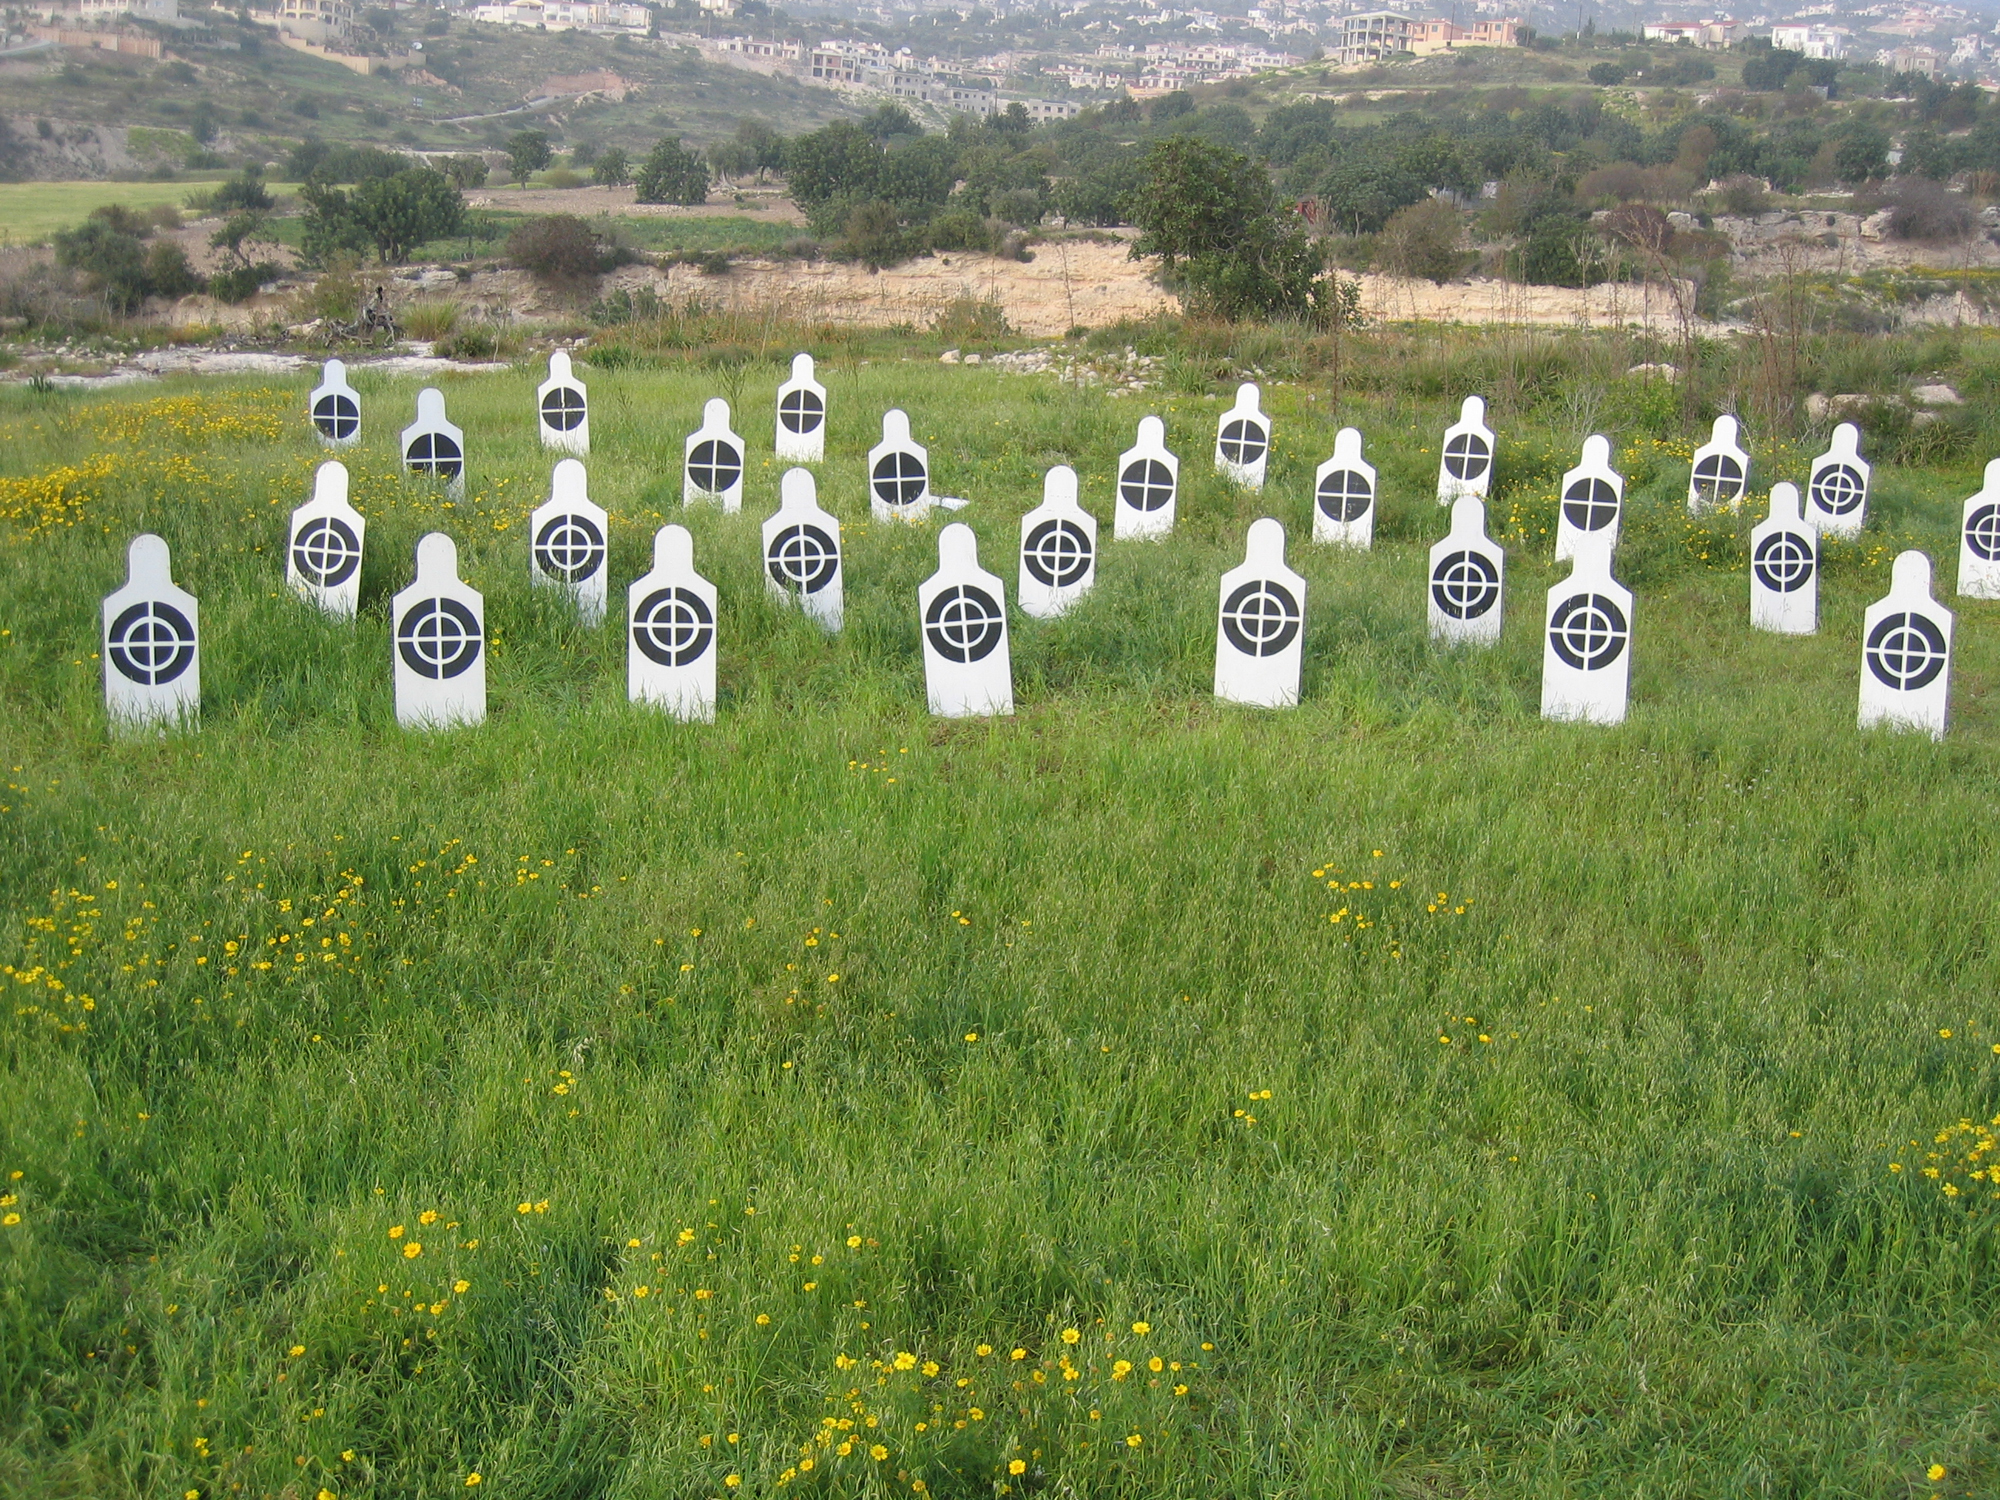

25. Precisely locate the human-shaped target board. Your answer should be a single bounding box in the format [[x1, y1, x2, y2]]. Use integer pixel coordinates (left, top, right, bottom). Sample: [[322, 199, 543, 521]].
[[628, 524, 717, 723], [1113, 415, 1178, 540], [919, 523, 1012, 717], [309, 358, 360, 448], [1749, 482, 1817, 636], [1541, 534, 1632, 726], [1553, 434, 1624, 565], [529, 458, 608, 626], [870, 409, 932, 523], [1213, 383, 1270, 491], [1428, 495, 1504, 648], [1018, 465, 1097, 619], [287, 459, 366, 620], [392, 533, 484, 730], [1860, 550, 1952, 740], [402, 387, 465, 500], [1687, 413, 1749, 513], [1312, 427, 1376, 550], [775, 352, 827, 464], [1955, 456, 2000, 600], [103, 533, 198, 731], [1436, 395, 1494, 504], [762, 466, 843, 632], [1215, 517, 1304, 708], [684, 398, 745, 513], [1805, 421, 1870, 539], [537, 349, 589, 456]]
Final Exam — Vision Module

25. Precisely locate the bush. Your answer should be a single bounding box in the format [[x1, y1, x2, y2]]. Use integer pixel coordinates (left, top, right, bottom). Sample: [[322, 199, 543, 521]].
[[592, 147, 631, 187], [208, 261, 284, 303], [301, 168, 464, 265], [633, 138, 711, 206], [506, 213, 603, 283], [401, 299, 460, 339], [143, 243, 202, 300], [1588, 62, 1628, 86], [1515, 213, 1604, 287], [436, 323, 499, 360], [209, 168, 274, 214], [1712, 174, 1771, 215], [1377, 198, 1464, 284], [541, 168, 586, 190], [1884, 177, 1977, 242], [286, 138, 407, 184]]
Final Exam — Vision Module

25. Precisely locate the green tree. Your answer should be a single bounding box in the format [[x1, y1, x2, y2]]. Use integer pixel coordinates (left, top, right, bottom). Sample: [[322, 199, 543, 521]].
[[302, 167, 464, 264], [591, 146, 631, 187], [507, 130, 553, 181], [53, 217, 151, 313], [1128, 135, 1337, 323], [1314, 159, 1427, 236], [633, 138, 711, 205], [784, 121, 882, 209], [1831, 123, 1889, 184]]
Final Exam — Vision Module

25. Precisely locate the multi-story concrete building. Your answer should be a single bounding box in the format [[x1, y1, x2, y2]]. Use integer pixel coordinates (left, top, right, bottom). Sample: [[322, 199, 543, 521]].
[[1338, 10, 1416, 63], [1769, 22, 1847, 57]]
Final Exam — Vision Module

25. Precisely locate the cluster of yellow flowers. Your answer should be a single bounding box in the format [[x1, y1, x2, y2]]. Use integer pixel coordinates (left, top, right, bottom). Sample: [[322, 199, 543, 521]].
[[1892, 1112, 2000, 1202]]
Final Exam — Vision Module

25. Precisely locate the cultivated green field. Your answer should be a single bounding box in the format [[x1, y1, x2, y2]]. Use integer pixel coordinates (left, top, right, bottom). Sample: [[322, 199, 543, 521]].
[[0, 178, 237, 247], [1, 335, 1997, 1499]]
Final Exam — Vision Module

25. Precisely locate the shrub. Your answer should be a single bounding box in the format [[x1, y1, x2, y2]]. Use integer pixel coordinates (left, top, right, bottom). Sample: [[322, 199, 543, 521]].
[[301, 168, 464, 265], [436, 323, 499, 360], [592, 147, 630, 187], [143, 242, 202, 300], [634, 138, 712, 206], [1377, 197, 1464, 284], [209, 168, 274, 214], [541, 168, 586, 190], [1712, 174, 1771, 215], [208, 261, 284, 303], [401, 299, 460, 339], [1884, 176, 1977, 242], [506, 213, 602, 283], [1588, 62, 1628, 86]]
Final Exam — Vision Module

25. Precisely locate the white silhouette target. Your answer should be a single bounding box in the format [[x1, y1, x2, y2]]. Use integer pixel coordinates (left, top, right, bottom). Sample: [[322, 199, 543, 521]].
[[1541, 536, 1632, 725], [1215, 518, 1304, 708], [287, 459, 366, 619], [920, 524, 1012, 716], [1805, 422, 1871, 539], [529, 458, 608, 625], [1955, 457, 2000, 600], [402, 387, 464, 499], [1436, 395, 1494, 503], [762, 467, 843, 631], [392, 533, 484, 729], [870, 409, 932, 523], [103, 533, 199, 730], [684, 398, 745, 512], [1553, 435, 1624, 565], [1113, 415, 1178, 540], [628, 524, 717, 722], [1312, 427, 1376, 550], [537, 350, 589, 456], [309, 359, 360, 448], [1018, 465, 1097, 619], [1213, 383, 1270, 491], [1860, 550, 1952, 738], [775, 353, 827, 464], [1687, 413, 1749, 513], [1749, 482, 1817, 635], [1428, 495, 1504, 647]]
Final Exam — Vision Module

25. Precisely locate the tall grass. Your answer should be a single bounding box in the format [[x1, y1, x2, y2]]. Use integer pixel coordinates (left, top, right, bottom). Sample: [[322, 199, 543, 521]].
[[0, 344, 1995, 1499]]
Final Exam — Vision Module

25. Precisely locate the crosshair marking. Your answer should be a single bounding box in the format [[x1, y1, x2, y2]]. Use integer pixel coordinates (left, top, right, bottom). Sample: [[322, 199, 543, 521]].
[[1548, 592, 1628, 671], [396, 597, 481, 680], [107, 600, 195, 686], [1691, 451, 1744, 505], [1811, 462, 1866, 517], [540, 386, 586, 432], [1119, 457, 1174, 513], [533, 512, 605, 584], [687, 439, 742, 496], [1753, 530, 1815, 594], [292, 516, 361, 589], [632, 587, 715, 667], [1316, 468, 1372, 523], [1963, 502, 2000, 563], [1220, 579, 1300, 658], [767, 523, 839, 594], [779, 388, 824, 435], [873, 449, 928, 508], [1431, 549, 1499, 620], [924, 584, 1004, 664], [405, 431, 463, 482], [312, 392, 358, 441], [1022, 518, 1092, 589], [1562, 476, 1619, 533], [1866, 610, 1947, 691], [1218, 418, 1267, 468], [1443, 431, 1491, 482]]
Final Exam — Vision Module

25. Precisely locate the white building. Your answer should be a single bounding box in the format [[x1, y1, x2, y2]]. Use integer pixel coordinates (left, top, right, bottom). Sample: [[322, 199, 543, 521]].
[[1770, 22, 1846, 56], [1642, 17, 1738, 47], [469, 0, 649, 31]]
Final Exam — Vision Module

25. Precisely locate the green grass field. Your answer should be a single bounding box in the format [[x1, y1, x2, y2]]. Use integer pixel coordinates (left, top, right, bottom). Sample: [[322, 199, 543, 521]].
[[1, 339, 1997, 1499], [0, 179, 237, 247]]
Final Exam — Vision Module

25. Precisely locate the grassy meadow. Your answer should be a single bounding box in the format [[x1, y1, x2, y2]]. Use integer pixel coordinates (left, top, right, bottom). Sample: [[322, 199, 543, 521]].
[[0, 327, 1998, 1499]]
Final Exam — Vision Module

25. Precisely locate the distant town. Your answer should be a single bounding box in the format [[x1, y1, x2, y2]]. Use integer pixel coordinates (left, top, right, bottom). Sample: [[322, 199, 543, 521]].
[[20, 0, 2000, 113]]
